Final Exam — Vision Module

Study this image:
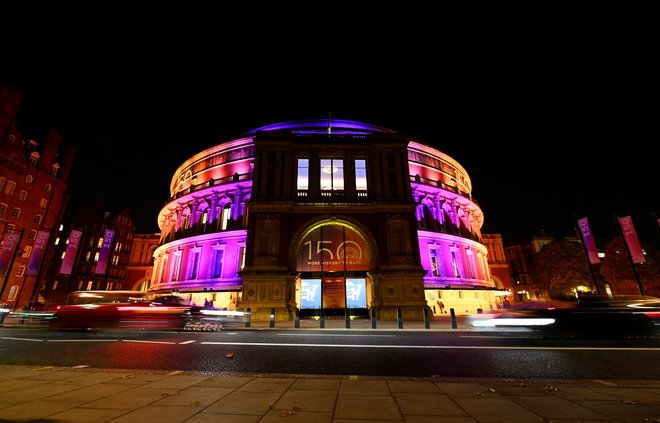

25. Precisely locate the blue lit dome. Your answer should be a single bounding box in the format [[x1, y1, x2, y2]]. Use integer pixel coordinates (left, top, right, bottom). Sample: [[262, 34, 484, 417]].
[[243, 119, 396, 136]]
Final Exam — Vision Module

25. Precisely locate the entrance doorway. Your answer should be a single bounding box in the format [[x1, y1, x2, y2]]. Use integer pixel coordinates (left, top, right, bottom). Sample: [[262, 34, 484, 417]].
[[296, 221, 371, 318], [298, 276, 368, 318]]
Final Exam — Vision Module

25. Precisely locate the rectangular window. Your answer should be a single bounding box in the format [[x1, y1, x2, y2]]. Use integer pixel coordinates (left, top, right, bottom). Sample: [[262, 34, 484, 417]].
[[5, 181, 16, 196], [19, 190, 27, 201], [320, 159, 344, 191], [29, 151, 39, 166], [451, 250, 461, 278], [15, 265, 26, 277], [211, 248, 225, 278], [467, 250, 477, 279], [171, 253, 182, 281], [355, 159, 367, 191], [159, 256, 169, 282], [429, 247, 443, 276], [297, 158, 309, 190], [221, 206, 231, 230], [8, 285, 18, 301], [189, 250, 200, 279], [28, 230, 37, 240], [239, 245, 246, 273], [34, 215, 43, 225], [212, 248, 224, 278]]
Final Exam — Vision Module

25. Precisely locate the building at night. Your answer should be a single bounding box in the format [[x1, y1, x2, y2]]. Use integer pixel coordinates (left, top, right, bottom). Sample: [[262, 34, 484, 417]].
[[0, 85, 75, 311], [124, 233, 160, 292], [41, 201, 136, 305], [151, 119, 510, 321]]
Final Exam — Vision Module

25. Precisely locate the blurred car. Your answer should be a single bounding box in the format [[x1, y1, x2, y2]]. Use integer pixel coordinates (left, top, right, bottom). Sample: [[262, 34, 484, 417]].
[[188, 308, 247, 330], [470, 295, 660, 338], [51, 291, 194, 330]]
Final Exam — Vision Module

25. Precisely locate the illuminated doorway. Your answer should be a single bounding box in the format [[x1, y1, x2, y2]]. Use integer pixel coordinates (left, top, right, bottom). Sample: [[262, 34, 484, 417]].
[[296, 222, 371, 317]]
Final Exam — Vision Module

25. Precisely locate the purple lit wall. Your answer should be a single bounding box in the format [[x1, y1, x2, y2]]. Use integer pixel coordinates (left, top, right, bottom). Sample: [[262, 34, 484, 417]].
[[151, 229, 247, 293]]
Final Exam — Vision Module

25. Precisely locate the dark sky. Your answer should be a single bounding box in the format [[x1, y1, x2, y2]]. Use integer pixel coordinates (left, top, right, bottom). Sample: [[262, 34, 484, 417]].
[[2, 76, 657, 246]]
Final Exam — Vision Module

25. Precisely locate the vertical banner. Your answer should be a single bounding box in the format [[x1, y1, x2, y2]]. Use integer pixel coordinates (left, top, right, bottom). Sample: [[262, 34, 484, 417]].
[[59, 229, 82, 275], [577, 217, 601, 264], [95, 229, 115, 275], [0, 232, 20, 276], [26, 231, 50, 275], [618, 215, 646, 264]]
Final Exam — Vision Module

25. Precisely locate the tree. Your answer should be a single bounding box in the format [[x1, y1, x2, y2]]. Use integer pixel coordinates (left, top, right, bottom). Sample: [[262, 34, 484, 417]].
[[529, 239, 596, 297], [599, 237, 660, 297]]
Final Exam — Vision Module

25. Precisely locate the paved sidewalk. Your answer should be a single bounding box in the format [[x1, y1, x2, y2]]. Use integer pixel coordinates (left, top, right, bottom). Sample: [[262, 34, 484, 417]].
[[1, 364, 659, 422], [2, 315, 660, 422]]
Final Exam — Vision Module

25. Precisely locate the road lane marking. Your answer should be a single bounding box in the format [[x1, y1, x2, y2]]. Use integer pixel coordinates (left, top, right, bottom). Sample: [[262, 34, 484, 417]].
[[278, 333, 396, 337], [46, 339, 119, 342], [199, 342, 660, 351], [122, 340, 177, 345], [1, 336, 43, 342], [179, 340, 196, 344], [593, 379, 618, 386]]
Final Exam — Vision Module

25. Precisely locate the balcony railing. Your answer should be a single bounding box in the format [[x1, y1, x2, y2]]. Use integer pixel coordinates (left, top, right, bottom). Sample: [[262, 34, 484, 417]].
[[170, 172, 253, 201]]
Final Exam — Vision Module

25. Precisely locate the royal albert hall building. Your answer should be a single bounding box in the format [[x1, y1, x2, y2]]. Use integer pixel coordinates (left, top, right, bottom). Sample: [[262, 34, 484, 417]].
[[151, 119, 508, 322]]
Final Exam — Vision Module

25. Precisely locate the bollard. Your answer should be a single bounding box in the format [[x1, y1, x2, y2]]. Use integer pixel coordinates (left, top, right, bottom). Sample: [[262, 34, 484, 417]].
[[450, 308, 457, 329], [370, 307, 377, 329], [269, 308, 275, 328], [345, 308, 351, 329], [397, 308, 403, 329], [320, 308, 325, 328], [245, 307, 251, 328], [423, 308, 430, 329], [295, 307, 300, 328]]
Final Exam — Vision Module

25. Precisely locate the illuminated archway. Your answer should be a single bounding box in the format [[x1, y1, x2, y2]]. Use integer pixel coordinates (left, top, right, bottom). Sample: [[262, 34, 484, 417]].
[[294, 221, 372, 313]]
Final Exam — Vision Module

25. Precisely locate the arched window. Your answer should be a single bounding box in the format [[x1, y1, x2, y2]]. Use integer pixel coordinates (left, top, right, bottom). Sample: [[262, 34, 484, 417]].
[[422, 205, 435, 231]]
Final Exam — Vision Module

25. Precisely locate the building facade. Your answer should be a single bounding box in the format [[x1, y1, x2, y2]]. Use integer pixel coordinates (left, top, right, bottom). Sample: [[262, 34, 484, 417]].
[[151, 120, 507, 321], [124, 232, 160, 292], [41, 202, 136, 305], [0, 85, 75, 310]]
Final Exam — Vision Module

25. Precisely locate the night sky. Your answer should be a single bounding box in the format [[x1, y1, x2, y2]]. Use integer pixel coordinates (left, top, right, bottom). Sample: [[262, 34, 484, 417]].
[[2, 77, 657, 246]]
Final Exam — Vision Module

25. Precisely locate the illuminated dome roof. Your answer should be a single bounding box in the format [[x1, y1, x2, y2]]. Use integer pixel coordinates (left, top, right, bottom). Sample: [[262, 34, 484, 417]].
[[243, 119, 396, 136]]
